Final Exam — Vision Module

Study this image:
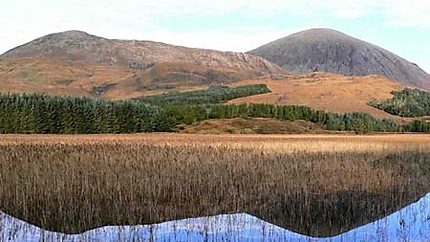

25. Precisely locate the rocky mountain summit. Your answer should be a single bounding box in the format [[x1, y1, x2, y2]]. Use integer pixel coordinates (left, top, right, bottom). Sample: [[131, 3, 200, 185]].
[[249, 28, 430, 89], [2, 30, 283, 76]]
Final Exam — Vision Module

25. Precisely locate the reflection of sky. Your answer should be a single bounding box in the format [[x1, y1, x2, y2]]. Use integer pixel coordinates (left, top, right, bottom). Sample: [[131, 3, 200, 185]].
[[2, 193, 430, 241]]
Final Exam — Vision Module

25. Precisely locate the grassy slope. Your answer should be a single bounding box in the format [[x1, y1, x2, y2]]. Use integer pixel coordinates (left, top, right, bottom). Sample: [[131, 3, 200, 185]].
[[0, 57, 268, 100], [0, 57, 132, 98], [227, 72, 410, 122]]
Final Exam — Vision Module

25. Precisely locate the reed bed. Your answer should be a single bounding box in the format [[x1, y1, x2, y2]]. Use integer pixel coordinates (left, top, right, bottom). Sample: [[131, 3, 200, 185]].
[[0, 134, 429, 237]]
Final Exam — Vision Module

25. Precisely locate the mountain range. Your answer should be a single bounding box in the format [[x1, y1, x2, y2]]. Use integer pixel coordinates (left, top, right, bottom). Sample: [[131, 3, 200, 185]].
[[1, 28, 429, 118]]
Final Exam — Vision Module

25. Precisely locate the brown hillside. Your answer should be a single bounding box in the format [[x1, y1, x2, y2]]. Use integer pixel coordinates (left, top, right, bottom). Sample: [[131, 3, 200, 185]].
[[0, 58, 241, 99], [0, 57, 128, 98], [0, 57, 414, 123], [228, 72, 409, 121]]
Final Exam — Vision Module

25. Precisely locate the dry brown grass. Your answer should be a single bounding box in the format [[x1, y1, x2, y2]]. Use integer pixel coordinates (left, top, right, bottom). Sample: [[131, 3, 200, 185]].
[[0, 58, 211, 100], [0, 57, 131, 97], [0, 57, 264, 100], [228, 72, 411, 122], [0, 134, 429, 237], [179, 118, 328, 134]]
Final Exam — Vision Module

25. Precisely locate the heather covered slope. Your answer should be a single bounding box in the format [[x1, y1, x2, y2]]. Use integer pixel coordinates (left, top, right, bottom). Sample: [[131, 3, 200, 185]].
[[249, 28, 430, 90]]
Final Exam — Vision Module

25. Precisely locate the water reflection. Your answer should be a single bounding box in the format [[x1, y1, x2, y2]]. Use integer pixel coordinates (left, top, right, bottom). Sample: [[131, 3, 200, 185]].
[[332, 192, 430, 241], [1, 192, 430, 241]]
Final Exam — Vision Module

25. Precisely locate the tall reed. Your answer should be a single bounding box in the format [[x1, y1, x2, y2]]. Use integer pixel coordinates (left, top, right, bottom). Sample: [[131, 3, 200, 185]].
[[0, 134, 429, 237]]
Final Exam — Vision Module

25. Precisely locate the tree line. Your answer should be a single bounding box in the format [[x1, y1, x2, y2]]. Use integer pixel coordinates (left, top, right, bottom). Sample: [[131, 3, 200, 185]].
[[170, 103, 404, 134], [370, 88, 430, 117], [1, 90, 429, 134], [135, 84, 271, 105], [0, 93, 170, 134]]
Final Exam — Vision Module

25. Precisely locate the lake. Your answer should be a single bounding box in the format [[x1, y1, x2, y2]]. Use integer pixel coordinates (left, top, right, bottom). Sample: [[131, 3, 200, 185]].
[[2, 192, 429, 241]]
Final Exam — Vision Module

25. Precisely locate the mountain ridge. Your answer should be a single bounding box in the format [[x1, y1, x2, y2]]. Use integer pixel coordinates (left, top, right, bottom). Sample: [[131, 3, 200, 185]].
[[0, 30, 289, 99], [1, 30, 283, 75]]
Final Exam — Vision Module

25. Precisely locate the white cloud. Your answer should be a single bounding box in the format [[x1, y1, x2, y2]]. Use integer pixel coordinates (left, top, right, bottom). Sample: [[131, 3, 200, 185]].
[[1, 0, 430, 60], [142, 27, 289, 52], [99, 0, 427, 26], [381, 0, 430, 27]]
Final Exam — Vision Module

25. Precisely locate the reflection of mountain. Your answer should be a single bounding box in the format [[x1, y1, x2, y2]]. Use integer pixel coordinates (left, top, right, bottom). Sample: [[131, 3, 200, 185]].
[[2, 193, 430, 241], [2, 147, 429, 238]]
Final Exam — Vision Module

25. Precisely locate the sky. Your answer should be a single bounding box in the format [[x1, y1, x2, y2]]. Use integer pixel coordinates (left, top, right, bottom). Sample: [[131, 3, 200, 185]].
[[1, 0, 430, 73]]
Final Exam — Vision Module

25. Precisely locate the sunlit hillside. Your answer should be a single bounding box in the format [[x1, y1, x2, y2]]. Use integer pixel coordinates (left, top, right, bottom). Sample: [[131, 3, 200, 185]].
[[228, 72, 410, 121]]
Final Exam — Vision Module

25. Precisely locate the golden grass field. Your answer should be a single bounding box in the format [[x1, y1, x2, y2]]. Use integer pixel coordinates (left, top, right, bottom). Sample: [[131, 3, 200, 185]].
[[229, 72, 409, 121], [1, 133, 430, 237]]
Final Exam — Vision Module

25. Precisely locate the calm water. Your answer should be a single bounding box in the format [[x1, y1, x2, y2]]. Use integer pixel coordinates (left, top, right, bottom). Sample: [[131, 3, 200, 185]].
[[2, 193, 430, 241]]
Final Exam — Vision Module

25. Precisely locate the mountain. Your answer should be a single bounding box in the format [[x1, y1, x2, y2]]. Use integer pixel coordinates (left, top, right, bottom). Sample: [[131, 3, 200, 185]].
[[1, 30, 283, 78], [249, 28, 430, 90], [0, 30, 287, 99], [0, 29, 422, 120]]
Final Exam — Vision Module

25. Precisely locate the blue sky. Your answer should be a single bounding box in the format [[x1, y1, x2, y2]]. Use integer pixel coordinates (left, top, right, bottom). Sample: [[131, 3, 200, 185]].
[[1, 0, 430, 73]]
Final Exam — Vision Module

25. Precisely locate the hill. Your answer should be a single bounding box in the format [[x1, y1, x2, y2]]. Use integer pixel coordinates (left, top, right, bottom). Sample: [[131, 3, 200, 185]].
[[0, 57, 245, 99], [0, 56, 284, 99], [227, 72, 410, 121], [249, 28, 430, 90], [0, 58, 414, 121], [0, 30, 287, 99], [1, 30, 283, 82]]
